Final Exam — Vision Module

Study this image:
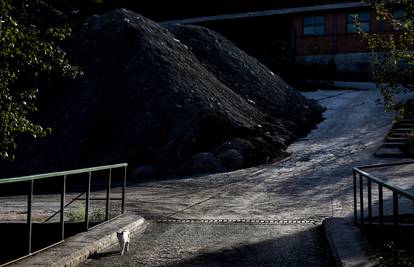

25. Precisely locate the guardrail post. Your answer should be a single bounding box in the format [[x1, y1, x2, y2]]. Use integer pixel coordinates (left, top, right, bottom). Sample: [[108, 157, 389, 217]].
[[359, 173, 364, 226], [122, 166, 126, 214], [392, 194, 399, 267], [27, 180, 33, 254], [378, 185, 383, 227], [367, 179, 372, 225], [60, 175, 66, 240], [0, 163, 128, 266], [106, 169, 111, 221], [85, 172, 91, 231], [353, 170, 357, 225], [393, 191, 399, 227]]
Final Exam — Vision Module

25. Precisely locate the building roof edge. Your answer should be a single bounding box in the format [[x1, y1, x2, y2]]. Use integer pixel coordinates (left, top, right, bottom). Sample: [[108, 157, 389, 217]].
[[159, 2, 370, 25]]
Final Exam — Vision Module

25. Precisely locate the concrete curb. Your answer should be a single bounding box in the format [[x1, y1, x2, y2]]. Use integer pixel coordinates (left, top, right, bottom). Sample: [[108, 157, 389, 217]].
[[323, 217, 378, 267], [11, 214, 145, 267]]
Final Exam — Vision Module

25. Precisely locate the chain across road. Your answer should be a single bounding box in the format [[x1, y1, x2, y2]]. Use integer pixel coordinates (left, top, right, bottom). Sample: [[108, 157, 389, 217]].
[[156, 218, 318, 224]]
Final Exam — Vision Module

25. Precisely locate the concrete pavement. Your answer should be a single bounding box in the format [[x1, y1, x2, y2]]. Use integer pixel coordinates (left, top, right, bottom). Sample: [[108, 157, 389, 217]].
[[80, 88, 399, 266], [83, 221, 333, 266]]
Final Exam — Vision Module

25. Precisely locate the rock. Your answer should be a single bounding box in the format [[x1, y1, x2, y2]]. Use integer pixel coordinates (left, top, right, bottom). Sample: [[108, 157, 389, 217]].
[[213, 138, 259, 166], [217, 149, 244, 169], [213, 138, 255, 154], [189, 153, 224, 174], [251, 137, 286, 163]]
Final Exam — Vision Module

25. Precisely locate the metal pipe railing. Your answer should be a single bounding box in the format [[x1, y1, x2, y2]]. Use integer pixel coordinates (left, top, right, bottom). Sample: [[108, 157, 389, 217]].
[[353, 162, 414, 227], [353, 162, 414, 265], [0, 163, 128, 266]]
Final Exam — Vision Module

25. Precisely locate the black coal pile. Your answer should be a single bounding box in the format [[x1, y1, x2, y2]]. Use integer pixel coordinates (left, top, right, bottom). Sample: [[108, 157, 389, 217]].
[[0, 9, 323, 179]]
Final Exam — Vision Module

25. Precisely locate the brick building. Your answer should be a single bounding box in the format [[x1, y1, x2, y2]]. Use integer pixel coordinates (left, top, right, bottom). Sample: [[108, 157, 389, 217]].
[[291, 2, 379, 73], [78, 0, 390, 79], [159, 1, 387, 79]]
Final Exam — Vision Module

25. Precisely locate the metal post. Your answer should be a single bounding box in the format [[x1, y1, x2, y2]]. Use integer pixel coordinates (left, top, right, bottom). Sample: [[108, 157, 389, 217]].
[[85, 172, 91, 231], [359, 174, 364, 225], [393, 192, 400, 267], [379, 185, 383, 227], [290, 27, 296, 55], [367, 179, 372, 225], [353, 170, 357, 225], [106, 169, 111, 221], [394, 244, 399, 267], [27, 180, 34, 254], [393, 191, 399, 227], [60, 175, 66, 240], [333, 14, 337, 52], [122, 166, 126, 214]]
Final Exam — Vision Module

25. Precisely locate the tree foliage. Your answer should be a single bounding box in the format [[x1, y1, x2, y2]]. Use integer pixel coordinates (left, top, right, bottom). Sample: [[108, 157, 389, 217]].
[[0, 0, 81, 160], [361, 0, 414, 115]]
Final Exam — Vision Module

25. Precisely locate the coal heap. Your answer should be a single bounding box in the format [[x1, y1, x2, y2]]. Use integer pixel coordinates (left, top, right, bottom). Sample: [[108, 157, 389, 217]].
[[1, 9, 323, 179]]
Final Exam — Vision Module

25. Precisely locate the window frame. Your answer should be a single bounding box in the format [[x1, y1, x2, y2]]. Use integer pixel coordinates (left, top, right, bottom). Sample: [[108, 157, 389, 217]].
[[391, 9, 406, 31], [346, 12, 370, 33], [303, 15, 325, 36]]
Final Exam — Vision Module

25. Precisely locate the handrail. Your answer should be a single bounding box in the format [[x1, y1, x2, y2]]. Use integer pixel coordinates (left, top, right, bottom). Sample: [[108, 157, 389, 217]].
[[353, 161, 414, 229], [0, 163, 128, 266], [355, 161, 414, 170], [42, 192, 85, 224], [0, 163, 127, 184], [354, 167, 414, 201]]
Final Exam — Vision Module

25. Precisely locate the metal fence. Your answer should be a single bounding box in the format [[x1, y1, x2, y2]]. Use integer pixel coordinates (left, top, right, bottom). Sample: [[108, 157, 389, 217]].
[[0, 163, 127, 266], [353, 161, 414, 227]]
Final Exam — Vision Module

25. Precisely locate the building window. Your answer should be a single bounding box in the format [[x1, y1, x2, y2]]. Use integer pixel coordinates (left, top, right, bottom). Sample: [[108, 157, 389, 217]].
[[392, 9, 406, 30], [303, 16, 325, 35], [393, 9, 405, 20], [347, 12, 370, 33]]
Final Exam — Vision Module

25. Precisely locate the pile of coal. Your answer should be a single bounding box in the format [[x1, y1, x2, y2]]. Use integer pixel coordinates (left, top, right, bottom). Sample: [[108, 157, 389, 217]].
[[0, 9, 323, 179]]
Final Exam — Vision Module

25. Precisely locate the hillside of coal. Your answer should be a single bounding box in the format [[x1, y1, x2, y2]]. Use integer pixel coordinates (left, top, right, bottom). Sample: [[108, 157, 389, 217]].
[[0, 9, 324, 179]]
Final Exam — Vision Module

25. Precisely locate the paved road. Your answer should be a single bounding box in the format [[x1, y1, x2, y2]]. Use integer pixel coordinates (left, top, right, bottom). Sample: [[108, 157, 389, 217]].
[[86, 222, 333, 267], [82, 88, 395, 266]]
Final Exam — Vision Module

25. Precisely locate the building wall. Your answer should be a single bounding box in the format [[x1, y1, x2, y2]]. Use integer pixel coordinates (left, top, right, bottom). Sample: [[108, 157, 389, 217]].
[[291, 8, 382, 73], [292, 9, 377, 56], [297, 52, 373, 73]]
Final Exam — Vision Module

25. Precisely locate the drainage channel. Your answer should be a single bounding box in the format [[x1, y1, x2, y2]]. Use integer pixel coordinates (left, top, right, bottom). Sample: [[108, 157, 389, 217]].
[[156, 219, 317, 225]]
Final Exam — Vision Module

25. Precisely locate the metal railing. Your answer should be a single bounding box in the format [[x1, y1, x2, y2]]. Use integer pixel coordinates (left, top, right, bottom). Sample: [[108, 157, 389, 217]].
[[0, 163, 127, 266], [353, 161, 414, 227]]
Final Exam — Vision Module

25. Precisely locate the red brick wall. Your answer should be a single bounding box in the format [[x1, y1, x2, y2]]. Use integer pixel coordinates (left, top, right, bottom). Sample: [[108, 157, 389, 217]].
[[335, 34, 368, 53], [293, 9, 378, 56], [336, 13, 347, 34]]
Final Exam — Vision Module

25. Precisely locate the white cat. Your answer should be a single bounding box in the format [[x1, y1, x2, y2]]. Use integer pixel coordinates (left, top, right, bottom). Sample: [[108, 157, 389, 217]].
[[116, 230, 130, 255]]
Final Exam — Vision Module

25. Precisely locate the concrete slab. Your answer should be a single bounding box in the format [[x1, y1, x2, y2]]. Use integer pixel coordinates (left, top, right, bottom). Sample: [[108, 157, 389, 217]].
[[9, 214, 145, 267], [324, 217, 378, 267]]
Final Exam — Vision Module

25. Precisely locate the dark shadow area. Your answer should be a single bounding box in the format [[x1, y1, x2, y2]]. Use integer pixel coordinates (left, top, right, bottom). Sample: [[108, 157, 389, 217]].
[[83, 222, 335, 267], [0, 222, 100, 265], [89, 250, 120, 259], [43, 0, 354, 23], [366, 214, 414, 225], [363, 224, 414, 264], [155, 224, 336, 267], [364, 224, 414, 250]]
